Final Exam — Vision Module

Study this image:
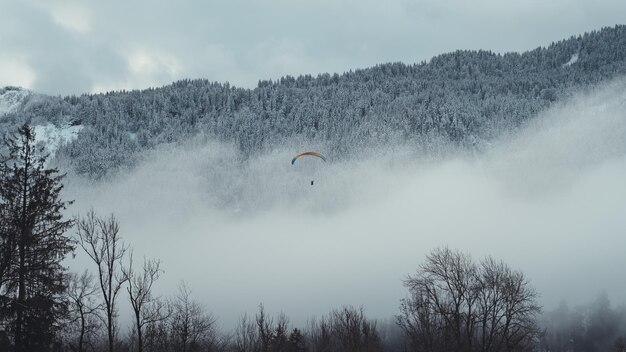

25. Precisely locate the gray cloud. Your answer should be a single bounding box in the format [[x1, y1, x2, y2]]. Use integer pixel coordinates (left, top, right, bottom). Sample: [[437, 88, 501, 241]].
[[1, 0, 625, 94], [63, 79, 626, 328]]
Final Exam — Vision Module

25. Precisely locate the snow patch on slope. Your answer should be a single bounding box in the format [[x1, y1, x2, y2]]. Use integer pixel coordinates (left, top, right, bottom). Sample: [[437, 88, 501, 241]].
[[33, 123, 83, 158], [0, 87, 31, 116], [562, 53, 579, 67]]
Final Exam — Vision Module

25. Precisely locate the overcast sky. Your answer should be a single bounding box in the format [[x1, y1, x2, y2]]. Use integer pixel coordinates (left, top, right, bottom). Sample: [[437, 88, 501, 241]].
[[0, 0, 625, 95]]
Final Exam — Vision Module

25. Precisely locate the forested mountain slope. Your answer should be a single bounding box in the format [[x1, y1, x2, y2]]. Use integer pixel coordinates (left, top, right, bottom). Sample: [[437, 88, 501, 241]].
[[2, 25, 626, 178]]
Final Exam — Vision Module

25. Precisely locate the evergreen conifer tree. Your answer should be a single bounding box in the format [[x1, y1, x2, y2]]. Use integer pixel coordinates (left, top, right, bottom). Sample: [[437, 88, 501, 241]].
[[0, 124, 74, 352]]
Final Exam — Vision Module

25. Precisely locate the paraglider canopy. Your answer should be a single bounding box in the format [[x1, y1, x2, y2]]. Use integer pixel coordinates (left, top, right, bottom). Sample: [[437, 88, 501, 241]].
[[291, 152, 326, 165], [291, 152, 326, 186]]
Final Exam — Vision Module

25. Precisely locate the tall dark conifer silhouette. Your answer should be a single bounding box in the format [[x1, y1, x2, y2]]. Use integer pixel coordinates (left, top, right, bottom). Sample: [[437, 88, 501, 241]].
[[0, 124, 74, 352]]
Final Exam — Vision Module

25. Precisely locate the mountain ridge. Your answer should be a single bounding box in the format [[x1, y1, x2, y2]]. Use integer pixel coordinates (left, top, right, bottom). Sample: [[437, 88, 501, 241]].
[[1, 25, 626, 178]]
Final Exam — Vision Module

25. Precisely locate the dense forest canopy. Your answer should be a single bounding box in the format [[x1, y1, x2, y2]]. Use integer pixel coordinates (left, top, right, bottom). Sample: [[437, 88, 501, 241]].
[[1, 25, 626, 178]]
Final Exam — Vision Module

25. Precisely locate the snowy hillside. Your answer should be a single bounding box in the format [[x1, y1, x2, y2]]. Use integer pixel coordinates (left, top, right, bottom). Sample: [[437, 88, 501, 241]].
[[563, 53, 579, 67], [1, 87, 82, 159], [33, 123, 83, 158], [3, 25, 626, 178], [0, 87, 31, 117]]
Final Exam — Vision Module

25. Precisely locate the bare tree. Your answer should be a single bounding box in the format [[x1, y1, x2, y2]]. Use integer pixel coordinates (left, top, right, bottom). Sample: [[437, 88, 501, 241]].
[[256, 304, 273, 352], [307, 316, 332, 352], [254, 304, 291, 352], [330, 306, 382, 352], [122, 252, 166, 352], [397, 247, 541, 352], [143, 318, 170, 352], [476, 257, 541, 351], [75, 211, 128, 352], [306, 306, 382, 352], [169, 282, 217, 352], [66, 270, 102, 352], [234, 313, 258, 352]]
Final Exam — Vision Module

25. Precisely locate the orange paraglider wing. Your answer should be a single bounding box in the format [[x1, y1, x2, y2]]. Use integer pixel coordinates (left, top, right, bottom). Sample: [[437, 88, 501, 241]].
[[291, 152, 326, 165]]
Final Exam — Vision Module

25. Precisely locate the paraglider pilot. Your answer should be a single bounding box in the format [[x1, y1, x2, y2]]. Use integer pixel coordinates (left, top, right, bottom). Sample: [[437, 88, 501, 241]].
[[291, 152, 325, 187]]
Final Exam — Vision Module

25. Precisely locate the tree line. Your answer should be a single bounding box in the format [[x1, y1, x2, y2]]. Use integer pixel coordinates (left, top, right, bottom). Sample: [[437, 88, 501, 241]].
[[1, 125, 625, 351], [2, 26, 626, 179]]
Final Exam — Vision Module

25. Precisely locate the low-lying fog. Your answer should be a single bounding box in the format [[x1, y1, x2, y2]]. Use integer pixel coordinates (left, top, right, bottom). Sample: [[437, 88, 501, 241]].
[[64, 79, 626, 329]]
